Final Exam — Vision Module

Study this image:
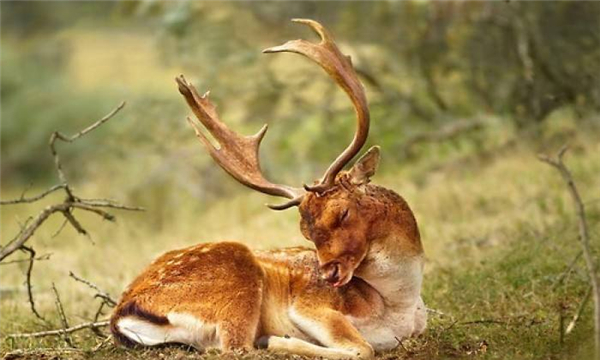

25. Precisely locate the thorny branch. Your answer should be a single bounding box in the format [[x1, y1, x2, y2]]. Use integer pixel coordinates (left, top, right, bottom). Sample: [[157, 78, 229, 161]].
[[0, 101, 143, 262], [0, 102, 141, 333], [19, 246, 48, 323], [52, 283, 74, 347], [69, 271, 117, 307], [539, 145, 600, 359], [69, 272, 116, 337]]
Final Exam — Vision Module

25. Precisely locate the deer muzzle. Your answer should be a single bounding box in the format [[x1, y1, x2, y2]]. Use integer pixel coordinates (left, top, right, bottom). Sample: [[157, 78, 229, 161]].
[[320, 261, 352, 288]]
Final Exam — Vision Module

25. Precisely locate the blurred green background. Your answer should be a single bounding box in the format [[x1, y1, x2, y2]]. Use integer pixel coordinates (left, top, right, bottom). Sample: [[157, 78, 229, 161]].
[[2, 1, 598, 199], [1, 2, 599, 359]]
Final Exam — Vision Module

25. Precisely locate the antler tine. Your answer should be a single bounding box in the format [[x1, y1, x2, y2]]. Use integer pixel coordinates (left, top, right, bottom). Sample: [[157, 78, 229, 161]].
[[176, 75, 304, 208], [263, 19, 370, 194]]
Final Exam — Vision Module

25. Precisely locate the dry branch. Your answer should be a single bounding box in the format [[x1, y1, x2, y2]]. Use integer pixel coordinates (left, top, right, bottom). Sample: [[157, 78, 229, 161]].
[[69, 271, 117, 306], [6, 320, 109, 339], [22, 246, 47, 323], [0, 252, 51, 266], [0, 101, 143, 263], [52, 283, 74, 347], [566, 285, 593, 335], [0, 101, 141, 329], [0, 184, 66, 205], [539, 145, 600, 359]]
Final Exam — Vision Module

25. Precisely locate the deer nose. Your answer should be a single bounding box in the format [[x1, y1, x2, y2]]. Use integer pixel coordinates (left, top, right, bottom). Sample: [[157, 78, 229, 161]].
[[320, 262, 340, 284]]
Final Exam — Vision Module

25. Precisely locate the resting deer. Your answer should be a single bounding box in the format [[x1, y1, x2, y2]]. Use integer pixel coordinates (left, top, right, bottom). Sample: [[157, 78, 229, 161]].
[[110, 19, 426, 359]]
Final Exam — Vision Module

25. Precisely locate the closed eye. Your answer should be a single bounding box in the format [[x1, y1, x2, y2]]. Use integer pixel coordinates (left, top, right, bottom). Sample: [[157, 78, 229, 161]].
[[339, 208, 350, 224]]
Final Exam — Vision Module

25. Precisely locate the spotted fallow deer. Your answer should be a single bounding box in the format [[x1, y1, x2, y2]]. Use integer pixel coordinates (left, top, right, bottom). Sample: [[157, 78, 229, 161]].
[[110, 19, 426, 359]]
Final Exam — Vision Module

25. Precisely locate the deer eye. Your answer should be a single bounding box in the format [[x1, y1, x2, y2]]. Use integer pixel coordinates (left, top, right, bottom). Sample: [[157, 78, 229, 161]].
[[339, 208, 350, 224]]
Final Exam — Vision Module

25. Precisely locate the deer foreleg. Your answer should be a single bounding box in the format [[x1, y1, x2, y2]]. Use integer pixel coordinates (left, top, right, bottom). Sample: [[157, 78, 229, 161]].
[[260, 306, 373, 359]]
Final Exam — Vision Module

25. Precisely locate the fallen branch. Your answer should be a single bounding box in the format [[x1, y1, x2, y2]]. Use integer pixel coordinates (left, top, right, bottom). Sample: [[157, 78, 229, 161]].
[[566, 285, 593, 335], [553, 250, 583, 289], [22, 246, 47, 323], [5, 320, 109, 339], [539, 145, 600, 359], [0, 101, 143, 263], [69, 271, 117, 306], [52, 283, 74, 347]]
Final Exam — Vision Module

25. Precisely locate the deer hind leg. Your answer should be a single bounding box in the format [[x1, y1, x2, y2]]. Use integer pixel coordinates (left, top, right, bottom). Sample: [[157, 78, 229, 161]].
[[261, 306, 373, 359], [217, 292, 263, 352]]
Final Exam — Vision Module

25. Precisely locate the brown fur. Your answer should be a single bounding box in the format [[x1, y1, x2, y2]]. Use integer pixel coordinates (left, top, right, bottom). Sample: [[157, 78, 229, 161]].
[[113, 19, 425, 358], [111, 170, 425, 358]]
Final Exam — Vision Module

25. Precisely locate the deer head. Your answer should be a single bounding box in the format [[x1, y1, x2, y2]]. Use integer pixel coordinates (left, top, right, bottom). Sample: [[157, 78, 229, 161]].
[[177, 19, 381, 288]]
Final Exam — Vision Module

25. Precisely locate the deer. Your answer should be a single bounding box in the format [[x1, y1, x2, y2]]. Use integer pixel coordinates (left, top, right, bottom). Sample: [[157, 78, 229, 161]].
[[110, 19, 426, 359]]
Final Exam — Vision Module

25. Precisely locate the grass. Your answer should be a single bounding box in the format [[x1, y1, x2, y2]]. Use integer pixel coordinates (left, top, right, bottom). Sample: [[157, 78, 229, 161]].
[[1, 115, 599, 359]]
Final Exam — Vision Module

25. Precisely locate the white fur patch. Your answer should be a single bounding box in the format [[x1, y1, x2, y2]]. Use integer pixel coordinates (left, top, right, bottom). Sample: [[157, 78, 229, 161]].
[[117, 317, 170, 346], [288, 307, 334, 346], [167, 312, 219, 349], [116, 313, 218, 349]]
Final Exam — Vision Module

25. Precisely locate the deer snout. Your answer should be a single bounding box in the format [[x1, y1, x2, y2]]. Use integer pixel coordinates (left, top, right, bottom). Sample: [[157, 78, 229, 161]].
[[320, 261, 341, 285]]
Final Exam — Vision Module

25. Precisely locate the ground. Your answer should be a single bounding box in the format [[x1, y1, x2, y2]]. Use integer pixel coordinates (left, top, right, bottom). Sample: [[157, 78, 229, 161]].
[[1, 114, 598, 359]]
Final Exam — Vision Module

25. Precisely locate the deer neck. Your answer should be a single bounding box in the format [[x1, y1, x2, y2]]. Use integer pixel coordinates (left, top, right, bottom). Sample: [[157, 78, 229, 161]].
[[354, 234, 424, 309]]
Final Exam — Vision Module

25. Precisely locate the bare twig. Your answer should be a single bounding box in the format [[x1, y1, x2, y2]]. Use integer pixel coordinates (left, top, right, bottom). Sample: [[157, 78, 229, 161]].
[[78, 198, 145, 211], [62, 209, 89, 236], [52, 283, 74, 347], [6, 320, 110, 339], [0, 102, 140, 331], [91, 335, 113, 352], [21, 246, 47, 323], [0, 184, 67, 205], [51, 218, 69, 238], [0, 252, 52, 265], [0, 201, 127, 262], [426, 307, 446, 316], [566, 285, 593, 335], [69, 271, 117, 306], [0, 102, 138, 263], [539, 145, 600, 359], [48, 101, 126, 199], [91, 302, 109, 337], [1, 203, 71, 261], [553, 250, 583, 289]]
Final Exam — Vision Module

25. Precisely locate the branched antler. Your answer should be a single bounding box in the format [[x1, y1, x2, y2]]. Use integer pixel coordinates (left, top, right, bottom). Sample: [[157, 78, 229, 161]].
[[264, 19, 370, 194], [176, 76, 304, 208], [178, 19, 371, 210]]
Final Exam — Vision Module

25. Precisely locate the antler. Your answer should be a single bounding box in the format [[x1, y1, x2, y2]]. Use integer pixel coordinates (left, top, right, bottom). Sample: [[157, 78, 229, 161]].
[[176, 75, 304, 209], [263, 19, 370, 194], [178, 19, 370, 210]]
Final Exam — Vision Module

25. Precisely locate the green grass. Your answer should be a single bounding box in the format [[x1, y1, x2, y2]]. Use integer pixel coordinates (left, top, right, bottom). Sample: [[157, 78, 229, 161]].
[[1, 116, 599, 359]]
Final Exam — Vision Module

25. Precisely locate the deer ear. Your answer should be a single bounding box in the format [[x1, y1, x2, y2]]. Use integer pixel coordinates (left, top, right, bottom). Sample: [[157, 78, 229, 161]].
[[348, 146, 380, 185]]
